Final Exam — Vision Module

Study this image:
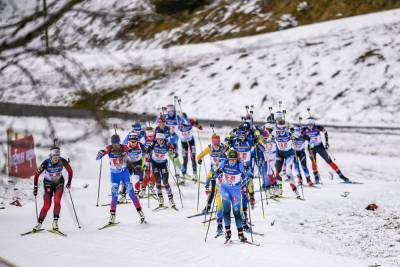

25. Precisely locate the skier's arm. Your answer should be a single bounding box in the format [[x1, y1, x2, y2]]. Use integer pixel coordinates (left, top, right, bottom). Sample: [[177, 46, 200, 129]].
[[96, 146, 110, 160], [61, 158, 73, 188], [189, 118, 203, 130], [196, 146, 211, 161], [33, 160, 48, 187], [318, 125, 329, 148]]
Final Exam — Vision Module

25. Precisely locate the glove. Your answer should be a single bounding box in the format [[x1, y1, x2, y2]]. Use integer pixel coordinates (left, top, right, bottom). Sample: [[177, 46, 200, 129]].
[[172, 151, 178, 158], [197, 159, 202, 165], [96, 150, 105, 160], [244, 165, 249, 172], [325, 143, 330, 149], [198, 125, 203, 130], [33, 185, 38, 196], [66, 182, 71, 189]]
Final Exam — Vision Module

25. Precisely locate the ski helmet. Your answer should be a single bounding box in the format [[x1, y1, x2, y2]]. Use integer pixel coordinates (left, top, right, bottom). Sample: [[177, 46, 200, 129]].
[[242, 122, 251, 131], [227, 150, 238, 159], [128, 132, 139, 141], [293, 126, 301, 138], [156, 132, 166, 140], [111, 134, 120, 145], [306, 117, 316, 127], [50, 146, 60, 160], [275, 111, 284, 122], [211, 134, 220, 145], [166, 104, 175, 116], [132, 122, 141, 132]]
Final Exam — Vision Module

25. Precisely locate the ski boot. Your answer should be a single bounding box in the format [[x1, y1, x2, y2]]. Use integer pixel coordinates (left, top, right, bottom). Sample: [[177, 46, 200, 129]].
[[216, 222, 223, 237], [313, 172, 321, 184], [306, 176, 314, 186], [33, 222, 42, 231], [168, 195, 176, 209], [137, 208, 146, 224], [52, 218, 59, 230], [277, 184, 283, 196], [293, 188, 301, 199], [149, 184, 157, 196], [225, 228, 232, 242], [243, 224, 252, 233], [109, 212, 116, 224], [339, 173, 352, 183], [158, 195, 164, 207], [238, 230, 247, 242], [192, 170, 198, 182], [202, 204, 211, 215], [119, 194, 127, 204], [297, 175, 303, 185], [177, 174, 185, 185], [138, 188, 145, 198]]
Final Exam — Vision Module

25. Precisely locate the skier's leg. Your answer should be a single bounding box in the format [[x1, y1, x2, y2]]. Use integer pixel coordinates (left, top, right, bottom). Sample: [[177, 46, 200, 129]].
[[285, 155, 298, 194], [220, 184, 232, 230], [134, 163, 144, 196], [153, 162, 164, 202], [161, 163, 175, 206], [189, 139, 197, 176], [215, 185, 223, 221], [124, 172, 141, 210], [315, 145, 347, 179], [299, 150, 312, 184], [52, 182, 64, 220], [206, 176, 216, 210], [38, 182, 53, 223], [232, 186, 243, 230], [110, 173, 122, 213], [181, 142, 189, 176], [275, 153, 284, 195]]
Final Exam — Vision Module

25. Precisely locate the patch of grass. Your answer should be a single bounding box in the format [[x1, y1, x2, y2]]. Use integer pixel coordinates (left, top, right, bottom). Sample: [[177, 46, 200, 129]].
[[354, 49, 385, 64], [72, 65, 183, 110]]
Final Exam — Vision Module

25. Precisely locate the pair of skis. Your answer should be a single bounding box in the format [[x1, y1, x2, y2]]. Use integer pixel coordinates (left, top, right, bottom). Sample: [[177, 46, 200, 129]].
[[21, 228, 67, 237], [152, 205, 179, 212], [224, 237, 260, 246], [98, 217, 147, 230]]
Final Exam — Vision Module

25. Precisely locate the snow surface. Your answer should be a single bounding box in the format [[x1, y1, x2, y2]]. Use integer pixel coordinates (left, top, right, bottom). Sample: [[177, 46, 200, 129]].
[[1, 115, 400, 267]]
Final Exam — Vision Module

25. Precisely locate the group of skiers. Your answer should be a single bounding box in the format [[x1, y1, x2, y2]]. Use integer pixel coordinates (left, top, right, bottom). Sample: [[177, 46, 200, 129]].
[[29, 102, 351, 244]]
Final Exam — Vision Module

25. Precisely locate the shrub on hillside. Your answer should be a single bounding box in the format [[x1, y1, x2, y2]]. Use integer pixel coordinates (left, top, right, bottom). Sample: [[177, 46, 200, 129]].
[[152, 0, 212, 14]]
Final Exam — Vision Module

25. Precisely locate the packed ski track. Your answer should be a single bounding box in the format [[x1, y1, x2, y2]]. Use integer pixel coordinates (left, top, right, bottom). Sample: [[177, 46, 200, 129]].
[[1, 116, 400, 267]]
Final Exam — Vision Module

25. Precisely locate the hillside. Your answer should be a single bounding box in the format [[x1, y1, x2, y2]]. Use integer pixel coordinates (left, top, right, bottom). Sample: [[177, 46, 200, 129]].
[[1, 8, 400, 125]]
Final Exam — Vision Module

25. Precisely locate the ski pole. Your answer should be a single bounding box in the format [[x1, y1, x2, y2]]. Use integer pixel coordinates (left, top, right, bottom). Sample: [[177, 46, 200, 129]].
[[147, 159, 150, 209], [292, 136, 305, 200], [96, 158, 103, 207], [67, 188, 81, 229], [196, 162, 202, 212], [210, 123, 216, 135], [254, 144, 266, 219], [247, 198, 254, 243], [34, 195, 38, 221], [168, 164, 184, 208], [204, 195, 216, 243]]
